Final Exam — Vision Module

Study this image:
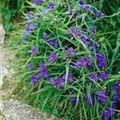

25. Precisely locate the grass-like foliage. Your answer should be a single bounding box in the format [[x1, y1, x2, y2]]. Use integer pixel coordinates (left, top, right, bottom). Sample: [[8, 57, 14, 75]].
[[10, 0, 120, 120], [0, 0, 27, 33]]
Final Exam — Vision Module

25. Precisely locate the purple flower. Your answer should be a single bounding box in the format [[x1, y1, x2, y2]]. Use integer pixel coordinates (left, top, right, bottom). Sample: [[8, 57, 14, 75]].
[[66, 9, 73, 16], [38, 15, 41, 18], [38, 63, 46, 71], [96, 53, 107, 67], [45, 7, 51, 14], [49, 2, 55, 8], [89, 73, 97, 80], [86, 57, 93, 67], [30, 74, 38, 84], [113, 81, 120, 90], [37, 10, 41, 18], [116, 90, 120, 95], [38, 63, 48, 78], [50, 77, 65, 88], [65, 47, 75, 56], [90, 43, 99, 52], [33, 0, 44, 5], [112, 95, 118, 103], [25, 23, 38, 33], [76, 56, 86, 67], [50, 77, 58, 85], [42, 32, 48, 39], [50, 72, 72, 88], [80, 36, 89, 44], [62, 72, 73, 82], [67, 72, 73, 82], [90, 8, 95, 14], [89, 17, 94, 21], [85, 94, 94, 104], [83, 5, 91, 11], [22, 37, 28, 44], [90, 26, 97, 31], [96, 90, 106, 97], [78, 1, 85, 6], [114, 90, 120, 102], [26, 23, 31, 33], [56, 78, 65, 88], [96, 11, 103, 17], [81, 30, 87, 35], [109, 89, 113, 94], [29, 45, 38, 54], [26, 11, 33, 20], [27, 62, 33, 71], [99, 71, 108, 80], [102, 107, 116, 120], [111, 103, 116, 109], [30, 23, 39, 30], [88, 34, 95, 39], [48, 51, 56, 61], [75, 56, 92, 67], [111, 91, 120, 103], [76, 11, 81, 18], [96, 90, 107, 103], [23, 32, 30, 37], [69, 97, 80, 102], [97, 96, 107, 103], [38, 69, 48, 78], [48, 39, 58, 48], [68, 27, 80, 36], [24, 38, 28, 41]]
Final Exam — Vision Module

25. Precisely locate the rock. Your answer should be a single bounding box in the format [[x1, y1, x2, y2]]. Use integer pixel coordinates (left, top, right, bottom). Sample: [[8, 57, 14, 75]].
[[0, 66, 9, 88], [0, 23, 5, 44], [0, 99, 63, 120], [0, 43, 15, 90], [0, 47, 9, 89], [0, 23, 5, 88]]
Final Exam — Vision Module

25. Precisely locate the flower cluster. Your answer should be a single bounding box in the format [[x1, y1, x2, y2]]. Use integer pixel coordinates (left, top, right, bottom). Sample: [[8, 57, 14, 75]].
[[96, 90, 107, 103], [30, 62, 48, 84], [21, 0, 118, 120], [102, 81, 120, 119]]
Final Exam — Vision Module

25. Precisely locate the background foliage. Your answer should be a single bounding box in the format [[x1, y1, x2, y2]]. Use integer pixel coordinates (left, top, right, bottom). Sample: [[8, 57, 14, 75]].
[[0, 0, 27, 33]]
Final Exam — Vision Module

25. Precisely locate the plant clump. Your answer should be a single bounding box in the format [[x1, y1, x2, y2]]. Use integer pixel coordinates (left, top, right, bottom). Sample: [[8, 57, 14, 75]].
[[15, 0, 120, 120]]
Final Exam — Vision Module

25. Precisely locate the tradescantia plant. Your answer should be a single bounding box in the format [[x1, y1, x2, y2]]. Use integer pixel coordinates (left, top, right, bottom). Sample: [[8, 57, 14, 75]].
[[13, 0, 120, 120]]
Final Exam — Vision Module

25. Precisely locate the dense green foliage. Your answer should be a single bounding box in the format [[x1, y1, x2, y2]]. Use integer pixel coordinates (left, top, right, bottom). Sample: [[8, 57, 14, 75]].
[[8, 0, 120, 120], [0, 0, 27, 33]]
